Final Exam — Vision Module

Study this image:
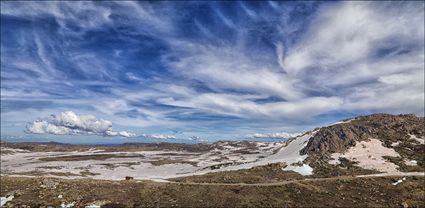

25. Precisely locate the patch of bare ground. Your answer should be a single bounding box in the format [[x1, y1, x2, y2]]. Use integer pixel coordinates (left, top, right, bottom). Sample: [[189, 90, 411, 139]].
[[0, 149, 15, 155], [1, 176, 424, 207], [97, 162, 141, 170], [170, 163, 304, 184], [36, 166, 65, 170], [305, 154, 381, 178], [7, 170, 100, 177], [8, 171, 82, 177], [201, 162, 245, 170], [148, 159, 198, 167], [79, 170, 100, 177]]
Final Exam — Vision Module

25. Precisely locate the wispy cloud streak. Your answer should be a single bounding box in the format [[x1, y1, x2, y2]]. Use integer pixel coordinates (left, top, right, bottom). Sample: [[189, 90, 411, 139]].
[[1, 1, 423, 141]]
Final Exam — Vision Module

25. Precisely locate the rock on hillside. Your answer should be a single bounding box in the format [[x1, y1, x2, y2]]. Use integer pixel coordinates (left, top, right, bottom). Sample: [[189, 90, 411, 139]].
[[301, 114, 424, 155]]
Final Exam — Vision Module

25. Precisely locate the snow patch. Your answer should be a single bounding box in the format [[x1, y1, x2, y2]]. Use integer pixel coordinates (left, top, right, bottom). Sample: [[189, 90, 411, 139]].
[[150, 178, 170, 183], [329, 139, 401, 173], [85, 205, 101, 208], [0, 195, 14, 207], [390, 141, 400, 147], [331, 118, 355, 125], [61, 202, 75, 208], [392, 177, 406, 186], [284, 164, 313, 176], [409, 134, 424, 144], [404, 160, 417, 166]]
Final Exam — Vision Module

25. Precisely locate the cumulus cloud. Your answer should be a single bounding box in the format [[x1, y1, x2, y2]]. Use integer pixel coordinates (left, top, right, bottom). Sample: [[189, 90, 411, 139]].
[[26, 111, 136, 137], [248, 132, 301, 139]]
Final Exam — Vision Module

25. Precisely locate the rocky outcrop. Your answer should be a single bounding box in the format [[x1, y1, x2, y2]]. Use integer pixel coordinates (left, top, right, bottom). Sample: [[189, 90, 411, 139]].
[[301, 114, 424, 155]]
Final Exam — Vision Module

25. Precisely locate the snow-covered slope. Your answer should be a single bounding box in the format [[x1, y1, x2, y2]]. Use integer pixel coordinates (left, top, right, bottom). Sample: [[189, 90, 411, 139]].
[[197, 131, 316, 176], [329, 139, 400, 173]]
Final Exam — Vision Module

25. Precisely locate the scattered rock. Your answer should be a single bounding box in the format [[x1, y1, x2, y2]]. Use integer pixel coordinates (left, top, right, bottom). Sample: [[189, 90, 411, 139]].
[[85, 205, 101, 208], [41, 178, 59, 189], [60, 202, 75, 208], [402, 201, 409, 208]]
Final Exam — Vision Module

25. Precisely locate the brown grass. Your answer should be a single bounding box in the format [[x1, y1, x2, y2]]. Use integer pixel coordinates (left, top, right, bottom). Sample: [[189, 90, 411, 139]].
[[0, 176, 423, 208], [171, 163, 303, 184]]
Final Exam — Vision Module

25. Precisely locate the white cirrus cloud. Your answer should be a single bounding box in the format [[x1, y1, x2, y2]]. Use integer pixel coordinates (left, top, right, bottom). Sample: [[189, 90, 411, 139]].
[[26, 111, 136, 137]]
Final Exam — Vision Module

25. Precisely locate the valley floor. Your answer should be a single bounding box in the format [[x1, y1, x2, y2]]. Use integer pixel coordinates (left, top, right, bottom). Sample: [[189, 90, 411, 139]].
[[0, 137, 312, 181]]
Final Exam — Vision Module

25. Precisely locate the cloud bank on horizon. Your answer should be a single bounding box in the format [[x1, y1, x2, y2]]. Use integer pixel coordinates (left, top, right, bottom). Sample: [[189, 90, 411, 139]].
[[1, 1, 424, 141], [26, 111, 136, 138]]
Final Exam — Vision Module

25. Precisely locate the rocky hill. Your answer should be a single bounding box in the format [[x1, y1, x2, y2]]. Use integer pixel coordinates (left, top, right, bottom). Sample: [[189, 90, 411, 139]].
[[300, 114, 424, 177], [301, 114, 424, 155]]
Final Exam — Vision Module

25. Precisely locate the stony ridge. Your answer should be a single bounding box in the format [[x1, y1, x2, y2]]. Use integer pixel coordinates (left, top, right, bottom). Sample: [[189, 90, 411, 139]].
[[300, 114, 425, 155]]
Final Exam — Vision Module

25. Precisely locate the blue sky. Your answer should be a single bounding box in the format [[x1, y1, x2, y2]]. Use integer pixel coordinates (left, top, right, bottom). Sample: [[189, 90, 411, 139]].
[[1, 1, 424, 143]]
